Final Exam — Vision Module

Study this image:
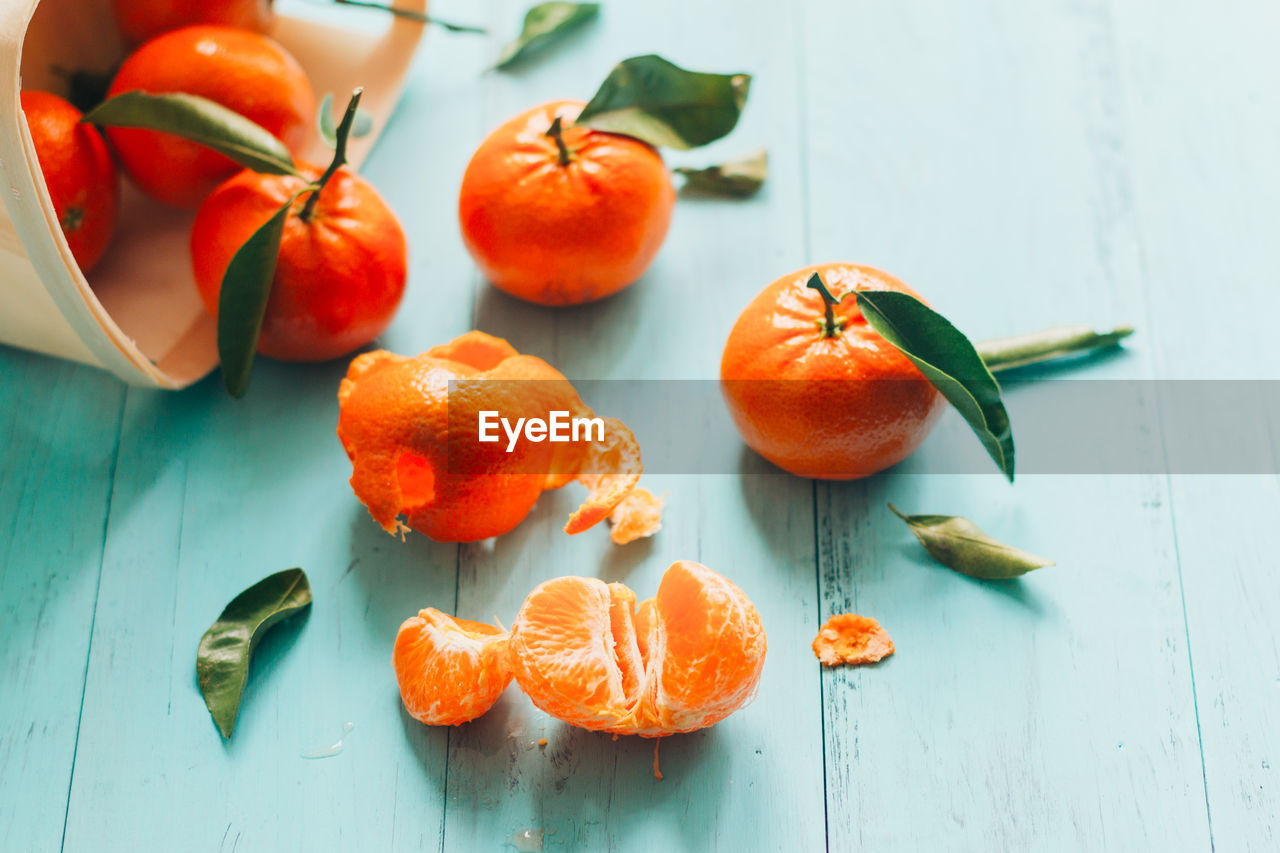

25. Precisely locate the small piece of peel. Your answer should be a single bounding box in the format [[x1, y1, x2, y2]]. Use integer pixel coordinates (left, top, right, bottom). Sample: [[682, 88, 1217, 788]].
[[812, 614, 894, 666], [609, 487, 665, 544]]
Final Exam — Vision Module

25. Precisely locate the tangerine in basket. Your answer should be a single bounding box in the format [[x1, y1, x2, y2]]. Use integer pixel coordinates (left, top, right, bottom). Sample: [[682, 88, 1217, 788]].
[[720, 263, 947, 479], [112, 0, 274, 45], [337, 331, 648, 543], [509, 561, 766, 736], [458, 100, 675, 306], [106, 25, 314, 208], [19, 91, 119, 273], [190, 161, 407, 361], [393, 609, 513, 726]]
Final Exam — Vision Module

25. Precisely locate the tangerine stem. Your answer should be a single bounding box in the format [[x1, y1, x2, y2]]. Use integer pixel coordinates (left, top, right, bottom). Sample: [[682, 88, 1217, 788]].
[[806, 272, 843, 337], [300, 88, 363, 223], [546, 116, 573, 167]]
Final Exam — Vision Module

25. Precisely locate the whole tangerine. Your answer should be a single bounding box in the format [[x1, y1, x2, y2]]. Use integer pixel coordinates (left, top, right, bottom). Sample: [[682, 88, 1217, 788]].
[[106, 25, 314, 208], [19, 91, 119, 273], [720, 263, 947, 479], [458, 100, 675, 306], [112, 0, 274, 45], [190, 162, 407, 362]]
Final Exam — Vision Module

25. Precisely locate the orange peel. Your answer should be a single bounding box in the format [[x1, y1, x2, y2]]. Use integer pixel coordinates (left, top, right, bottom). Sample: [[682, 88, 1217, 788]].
[[812, 613, 894, 666], [607, 487, 666, 544]]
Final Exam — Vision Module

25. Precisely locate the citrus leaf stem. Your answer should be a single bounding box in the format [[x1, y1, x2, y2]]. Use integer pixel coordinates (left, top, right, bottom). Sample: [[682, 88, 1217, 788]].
[[977, 325, 1135, 373], [300, 88, 363, 222], [332, 0, 486, 32]]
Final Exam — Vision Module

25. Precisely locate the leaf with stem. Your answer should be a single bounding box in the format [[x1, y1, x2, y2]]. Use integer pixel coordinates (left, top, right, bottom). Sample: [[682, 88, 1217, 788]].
[[84, 91, 300, 176], [977, 325, 1135, 373], [217, 89, 365, 397], [855, 288, 1016, 481], [197, 568, 312, 738], [494, 2, 600, 70], [577, 54, 751, 150], [889, 504, 1054, 579]]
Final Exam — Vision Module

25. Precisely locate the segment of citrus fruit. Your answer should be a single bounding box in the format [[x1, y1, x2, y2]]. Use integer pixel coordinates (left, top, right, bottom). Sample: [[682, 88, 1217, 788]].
[[509, 561, 766, 737], [393, 608, 513, 726], [721, 263, 947, 479], [337, 331, 644, 543], [812, 613, 894, 666]]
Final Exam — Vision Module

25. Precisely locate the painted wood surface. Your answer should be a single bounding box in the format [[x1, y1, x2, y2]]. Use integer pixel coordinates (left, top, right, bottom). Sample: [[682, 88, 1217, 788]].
[[1, 0, 1277, 850]]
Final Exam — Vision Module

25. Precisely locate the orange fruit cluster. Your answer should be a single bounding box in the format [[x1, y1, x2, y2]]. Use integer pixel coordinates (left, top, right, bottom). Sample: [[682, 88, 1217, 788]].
[[337, 331, 658, 543], [394, 561, 767, 736]]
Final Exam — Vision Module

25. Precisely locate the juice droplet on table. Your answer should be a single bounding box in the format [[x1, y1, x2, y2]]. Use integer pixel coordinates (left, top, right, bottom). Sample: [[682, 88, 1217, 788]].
[[301, 721, 355, 759]]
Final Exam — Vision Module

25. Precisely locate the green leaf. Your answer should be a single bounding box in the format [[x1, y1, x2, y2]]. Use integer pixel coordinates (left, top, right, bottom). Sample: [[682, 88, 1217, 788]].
[[197, 568, 312, 739], [855, 289, 1015, 481], [889, 504, 1053, 579], [675, 148, 767, 196], [84, 91, 300, 176], [317, 93, 374, 147], [577, 54, 751, 150], [495, 2, 600, 70], [217, 194, 301, 398], [976, 325, 1135, 373]]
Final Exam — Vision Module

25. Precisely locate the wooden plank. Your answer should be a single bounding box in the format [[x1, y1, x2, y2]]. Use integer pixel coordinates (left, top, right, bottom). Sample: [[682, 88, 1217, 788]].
[[803, 0, 1212, 847], [436, 0, 827, 848], [0, 350, 124, 851], [59, 13, 491, 847], [1108, 0, 1280, 847]]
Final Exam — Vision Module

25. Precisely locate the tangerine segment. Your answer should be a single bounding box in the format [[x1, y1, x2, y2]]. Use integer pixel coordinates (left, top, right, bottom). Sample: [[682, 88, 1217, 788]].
[[509, 561, 766, 737], [812, 614, 894, 666], [393, 609, 513, 726], [337, 331, 644, 543]]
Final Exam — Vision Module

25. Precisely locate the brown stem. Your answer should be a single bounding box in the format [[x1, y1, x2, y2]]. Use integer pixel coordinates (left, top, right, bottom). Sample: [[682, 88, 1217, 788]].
[[546, 116, 573, 167], [805, 272, 844, 337]]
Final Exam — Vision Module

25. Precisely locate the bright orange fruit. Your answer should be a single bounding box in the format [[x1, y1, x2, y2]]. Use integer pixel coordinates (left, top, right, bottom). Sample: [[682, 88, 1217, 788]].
[[19, 91, 119, 273], [106, 25, 314, 208], [112, 0, 273, 45], [812, 613, 894, 666], [508, 561, 766, 737], [720, 262, 947, 479], [337, 331, 646, 543], [393, 608, 513, 726], [190, 161, 407, 362], [607, 487, 665, 545], [458, 100, 675, 306]]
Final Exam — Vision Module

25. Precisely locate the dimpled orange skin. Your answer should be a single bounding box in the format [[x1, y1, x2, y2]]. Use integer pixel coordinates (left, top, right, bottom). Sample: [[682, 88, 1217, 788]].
[[336, 331, 642, 543], [458, 100, 676, 306], [106, 25, 314, 208], [508, 561, 767, 737], [720, 263, 948, 480], [112, 0, 274, 44], [19, 91, 119, 273], [191, 163, 407, 362], [393, 609, 513, 726]]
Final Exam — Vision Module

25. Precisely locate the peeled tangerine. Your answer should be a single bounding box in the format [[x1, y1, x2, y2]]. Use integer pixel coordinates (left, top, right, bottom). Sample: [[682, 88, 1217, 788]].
[[393, 562, 767, 736], [337, 331, 661, 543]]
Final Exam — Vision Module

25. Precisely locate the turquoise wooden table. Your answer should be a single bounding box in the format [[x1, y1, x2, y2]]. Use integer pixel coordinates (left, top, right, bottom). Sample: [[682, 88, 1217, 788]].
[[3, 0, 1278, 849]]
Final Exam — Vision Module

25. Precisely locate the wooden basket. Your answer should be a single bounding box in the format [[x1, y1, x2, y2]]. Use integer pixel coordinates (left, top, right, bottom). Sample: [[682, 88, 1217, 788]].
[[0, 0, 425, 388]]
